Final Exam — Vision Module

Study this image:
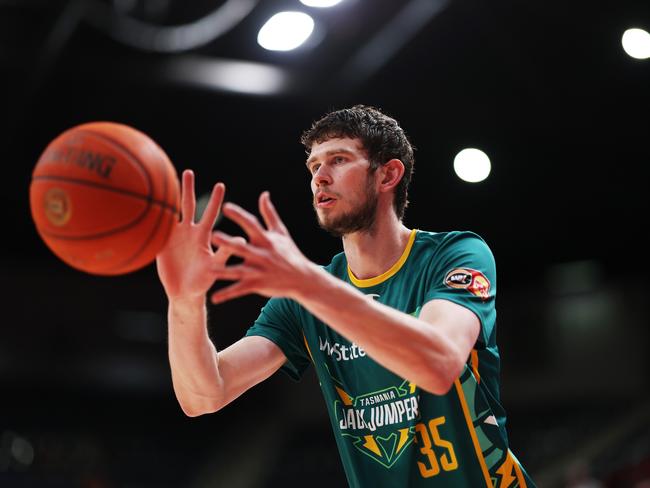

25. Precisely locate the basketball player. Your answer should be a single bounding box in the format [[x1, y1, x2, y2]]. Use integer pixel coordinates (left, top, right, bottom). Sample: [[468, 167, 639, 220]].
[[156, 106, 536, 487]]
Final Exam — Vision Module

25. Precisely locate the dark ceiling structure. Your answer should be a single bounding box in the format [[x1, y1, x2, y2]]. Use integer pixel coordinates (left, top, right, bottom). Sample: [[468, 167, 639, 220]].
[[3, 0, 649, 269], [1, 0, 649, 486]]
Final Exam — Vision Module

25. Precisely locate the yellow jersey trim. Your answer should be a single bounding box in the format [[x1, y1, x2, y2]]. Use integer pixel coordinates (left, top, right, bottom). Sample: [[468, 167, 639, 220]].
[[470, 349, 481, 384], [347, 229, 418, 288], [302, 332, 314, 363], [453, 379, 492, 486], [510, 450, 528, 488]]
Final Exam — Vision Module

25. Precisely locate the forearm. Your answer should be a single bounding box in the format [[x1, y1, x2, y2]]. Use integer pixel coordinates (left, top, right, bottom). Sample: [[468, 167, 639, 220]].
[[294, 265, 462, 394], [168, 296, 225, 415]]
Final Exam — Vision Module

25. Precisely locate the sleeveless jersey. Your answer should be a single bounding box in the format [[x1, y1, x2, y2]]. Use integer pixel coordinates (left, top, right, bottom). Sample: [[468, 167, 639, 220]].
[[246, 229, 535, 487]]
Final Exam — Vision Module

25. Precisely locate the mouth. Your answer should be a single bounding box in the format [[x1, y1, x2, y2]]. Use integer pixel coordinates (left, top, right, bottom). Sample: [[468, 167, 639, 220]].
[[315, 193, 337, 208]]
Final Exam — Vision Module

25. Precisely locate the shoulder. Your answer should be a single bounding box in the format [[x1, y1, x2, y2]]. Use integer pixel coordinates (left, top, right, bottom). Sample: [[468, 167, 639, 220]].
[[414, 229, 493, 258], [413, 230, 496, 284], [260, 295, 302, 320]]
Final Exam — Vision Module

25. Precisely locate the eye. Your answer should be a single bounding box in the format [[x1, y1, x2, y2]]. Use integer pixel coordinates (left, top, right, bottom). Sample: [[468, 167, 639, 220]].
[[333, 156, 345, 164], [310, 163, 321, 174]]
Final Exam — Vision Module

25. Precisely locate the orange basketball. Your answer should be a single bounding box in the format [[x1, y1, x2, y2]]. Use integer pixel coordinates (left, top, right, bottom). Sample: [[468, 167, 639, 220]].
[[29, 122, 180, 276]]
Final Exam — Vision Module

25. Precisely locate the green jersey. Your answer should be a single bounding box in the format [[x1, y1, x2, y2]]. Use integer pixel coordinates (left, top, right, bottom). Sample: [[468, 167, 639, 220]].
[[246, 229, 535, 487]]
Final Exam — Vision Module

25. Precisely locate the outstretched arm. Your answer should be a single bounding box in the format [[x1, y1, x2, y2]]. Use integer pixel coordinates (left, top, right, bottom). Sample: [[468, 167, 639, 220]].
[[210, 193, 480, 395], [290, 275, 479, 395], [157, 170, 286, 416]]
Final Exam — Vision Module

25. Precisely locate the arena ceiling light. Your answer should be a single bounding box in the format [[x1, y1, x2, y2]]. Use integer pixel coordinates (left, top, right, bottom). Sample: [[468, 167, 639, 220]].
[[299, 0, 344, 7], [622, 28, 650, 60], [258, 11, 315, 51], [453, 148, 491, 183], [163, 56, 290, 95]]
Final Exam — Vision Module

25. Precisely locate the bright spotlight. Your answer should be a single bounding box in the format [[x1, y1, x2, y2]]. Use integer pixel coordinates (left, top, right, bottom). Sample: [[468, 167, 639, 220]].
[[300, 0, 344, 7], [622, 28, 650, 60], [453, 148, 491, 183], [258, 12, 315, 51]]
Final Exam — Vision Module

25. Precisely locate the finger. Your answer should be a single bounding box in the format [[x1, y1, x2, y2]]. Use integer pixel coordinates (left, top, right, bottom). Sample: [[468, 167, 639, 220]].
[[210, 281, 255, 305], [222, 202, 269, 245], [181, 169, 196, 224], [211, 232, 266, 263], [259, 191, 288, 234], [213, 236, 246, 264], [199, 182, 225, 231], [210, 263, 255, 281]]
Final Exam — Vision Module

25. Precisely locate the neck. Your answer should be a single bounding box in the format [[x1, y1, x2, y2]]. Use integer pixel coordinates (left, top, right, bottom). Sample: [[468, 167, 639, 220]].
[[342, 204, 412, 280]]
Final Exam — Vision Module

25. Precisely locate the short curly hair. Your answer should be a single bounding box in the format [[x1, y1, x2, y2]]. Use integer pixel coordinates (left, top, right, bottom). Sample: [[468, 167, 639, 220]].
[[300, 105, 415, 220]]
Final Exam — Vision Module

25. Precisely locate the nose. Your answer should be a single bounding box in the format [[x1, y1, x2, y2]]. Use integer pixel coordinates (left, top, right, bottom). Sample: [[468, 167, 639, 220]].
[[312, 166, 332, 188]]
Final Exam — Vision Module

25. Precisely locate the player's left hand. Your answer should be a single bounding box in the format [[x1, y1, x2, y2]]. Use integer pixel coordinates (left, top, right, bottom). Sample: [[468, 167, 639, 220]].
[[209, 191, 317, 304]]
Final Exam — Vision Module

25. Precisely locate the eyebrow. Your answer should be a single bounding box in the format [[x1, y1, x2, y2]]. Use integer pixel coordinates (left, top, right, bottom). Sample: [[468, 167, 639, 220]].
[[306, 148, 356, 167]]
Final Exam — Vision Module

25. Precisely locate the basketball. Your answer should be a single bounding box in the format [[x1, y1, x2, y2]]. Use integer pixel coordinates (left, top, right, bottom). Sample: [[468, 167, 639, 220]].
[[29, 122, 180, 276]]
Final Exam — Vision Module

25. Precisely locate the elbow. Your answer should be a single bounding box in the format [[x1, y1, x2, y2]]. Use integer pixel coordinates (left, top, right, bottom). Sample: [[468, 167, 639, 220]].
[[178, 396, 223, 418], [181, 406, 208, 418], [182, 407, 202, 418], [172, 376, 226, 417]]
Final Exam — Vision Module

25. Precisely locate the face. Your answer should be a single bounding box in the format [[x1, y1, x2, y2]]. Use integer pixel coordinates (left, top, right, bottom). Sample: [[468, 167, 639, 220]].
[[306, 137, 379, 237]]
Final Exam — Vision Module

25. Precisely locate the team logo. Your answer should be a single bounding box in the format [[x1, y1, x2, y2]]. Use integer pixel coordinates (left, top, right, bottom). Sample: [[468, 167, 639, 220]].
[[470, 274, 491, 300], [44, 188, 71, 226], [444, 268, 491, 301], [333, 379, 420, 469]]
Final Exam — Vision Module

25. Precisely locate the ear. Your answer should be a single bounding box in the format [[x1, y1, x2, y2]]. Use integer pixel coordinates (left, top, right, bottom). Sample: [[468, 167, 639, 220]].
[[377, 159, 405, 193]]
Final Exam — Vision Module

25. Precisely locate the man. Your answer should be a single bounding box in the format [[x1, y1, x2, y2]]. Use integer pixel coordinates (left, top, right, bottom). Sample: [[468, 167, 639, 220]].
[[156, 105, 535, 487]]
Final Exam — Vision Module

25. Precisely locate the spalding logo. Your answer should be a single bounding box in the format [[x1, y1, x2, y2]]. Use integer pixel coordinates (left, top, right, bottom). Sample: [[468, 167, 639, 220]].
[[444, 268, 491, 301], [44, 187, 71, 226]]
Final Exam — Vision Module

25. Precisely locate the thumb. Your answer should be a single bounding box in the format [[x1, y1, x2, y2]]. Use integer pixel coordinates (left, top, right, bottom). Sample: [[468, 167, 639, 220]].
[[213, 236, 247, 265]]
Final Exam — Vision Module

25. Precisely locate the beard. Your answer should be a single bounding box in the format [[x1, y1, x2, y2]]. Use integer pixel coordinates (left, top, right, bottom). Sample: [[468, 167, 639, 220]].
[[314, 177, 378, 237]]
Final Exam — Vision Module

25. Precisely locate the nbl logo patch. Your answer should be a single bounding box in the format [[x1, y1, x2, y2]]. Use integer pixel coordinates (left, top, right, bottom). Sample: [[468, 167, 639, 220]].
[[444, 268, 491, 301]]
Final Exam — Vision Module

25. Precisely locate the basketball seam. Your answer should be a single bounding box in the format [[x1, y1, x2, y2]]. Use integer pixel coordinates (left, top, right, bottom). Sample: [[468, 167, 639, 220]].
[[33, 126, 153, 239], [114, 145, 171, 273], [38, 205, 155, 241], [78, 128, 153, 194], [33, 126, 179, 273], [85, 127, 176, 273], [32, 175, 177, 213], [77, 128, 157, 257], [76, 127, 178, 215]]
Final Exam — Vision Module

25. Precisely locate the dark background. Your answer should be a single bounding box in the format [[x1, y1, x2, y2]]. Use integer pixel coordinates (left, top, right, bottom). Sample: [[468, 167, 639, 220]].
[[1, 0, 649, 486]]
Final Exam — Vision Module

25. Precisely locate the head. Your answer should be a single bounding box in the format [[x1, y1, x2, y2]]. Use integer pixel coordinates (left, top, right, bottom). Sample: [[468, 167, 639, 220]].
[[300, 105, 415, 235], [305, 136, 380, 236]]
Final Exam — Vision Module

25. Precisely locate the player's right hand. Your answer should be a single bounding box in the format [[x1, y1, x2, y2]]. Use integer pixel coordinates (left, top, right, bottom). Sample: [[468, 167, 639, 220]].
[[156, 169, 241, 301]]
